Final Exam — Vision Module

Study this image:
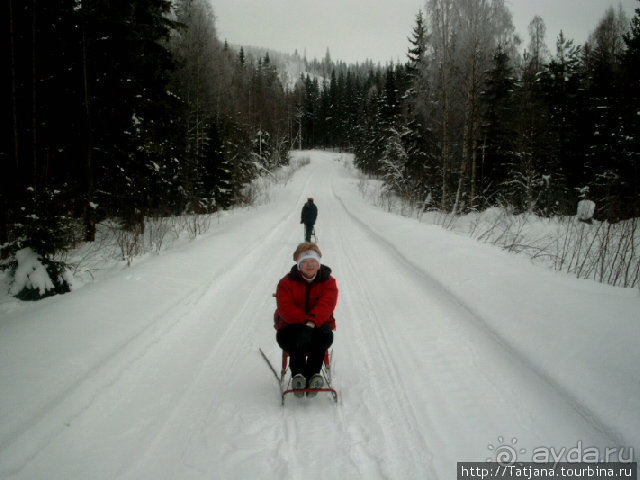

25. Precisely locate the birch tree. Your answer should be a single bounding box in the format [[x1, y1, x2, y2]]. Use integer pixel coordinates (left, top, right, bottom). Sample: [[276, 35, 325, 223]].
[[425, 0, 516, 212], [527, 16, 549, 74], [425, 0, 458, 210]]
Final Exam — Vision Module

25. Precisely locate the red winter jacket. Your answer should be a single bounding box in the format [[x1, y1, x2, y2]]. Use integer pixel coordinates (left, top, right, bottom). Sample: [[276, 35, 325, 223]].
[[274, 264, 338, 331]]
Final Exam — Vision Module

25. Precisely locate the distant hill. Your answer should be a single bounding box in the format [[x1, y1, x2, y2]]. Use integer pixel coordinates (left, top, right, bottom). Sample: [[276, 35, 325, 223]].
[[224, 44, 319, 90]]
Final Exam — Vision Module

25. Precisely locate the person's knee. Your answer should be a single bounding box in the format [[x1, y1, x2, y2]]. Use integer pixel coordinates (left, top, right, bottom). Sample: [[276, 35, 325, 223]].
[[311, 329, 333, 350], [277, 324, 304, 351]]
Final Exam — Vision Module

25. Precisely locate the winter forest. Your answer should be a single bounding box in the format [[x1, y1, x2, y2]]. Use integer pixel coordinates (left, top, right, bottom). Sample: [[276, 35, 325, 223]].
[[3, 0, 640, 299]]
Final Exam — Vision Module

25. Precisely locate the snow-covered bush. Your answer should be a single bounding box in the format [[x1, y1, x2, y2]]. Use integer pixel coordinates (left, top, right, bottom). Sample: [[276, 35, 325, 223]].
[[576, 199, 595, 223], [8, 248, 72, 300], [2, 188, 75, 300]]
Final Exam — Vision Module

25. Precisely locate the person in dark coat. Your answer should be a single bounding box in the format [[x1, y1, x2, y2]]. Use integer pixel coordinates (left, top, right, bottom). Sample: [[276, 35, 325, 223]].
[[300, 198, 318, 242], [273, 243, 338, 396]]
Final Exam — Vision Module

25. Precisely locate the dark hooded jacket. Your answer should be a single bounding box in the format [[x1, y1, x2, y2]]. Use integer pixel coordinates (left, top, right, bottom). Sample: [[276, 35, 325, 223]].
[[273, 264, 338, 331], [301, 200, 318, 225]]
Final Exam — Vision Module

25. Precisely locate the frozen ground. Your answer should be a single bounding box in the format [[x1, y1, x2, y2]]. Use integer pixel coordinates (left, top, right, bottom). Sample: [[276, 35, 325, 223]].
[[0, 151, 638, 479]]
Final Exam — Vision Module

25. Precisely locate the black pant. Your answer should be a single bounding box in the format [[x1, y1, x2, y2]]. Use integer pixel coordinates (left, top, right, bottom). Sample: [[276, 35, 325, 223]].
[[304, 223, 314, 242], [276, 324, 333, 378]]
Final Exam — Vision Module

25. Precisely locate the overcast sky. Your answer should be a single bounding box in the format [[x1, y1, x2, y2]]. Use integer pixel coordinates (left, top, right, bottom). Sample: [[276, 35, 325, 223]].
[[209, 0, 639, 64]]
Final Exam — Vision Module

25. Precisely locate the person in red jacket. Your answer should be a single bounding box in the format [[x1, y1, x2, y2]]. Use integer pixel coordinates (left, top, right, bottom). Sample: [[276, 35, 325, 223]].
[[274, 242, 338, 396]]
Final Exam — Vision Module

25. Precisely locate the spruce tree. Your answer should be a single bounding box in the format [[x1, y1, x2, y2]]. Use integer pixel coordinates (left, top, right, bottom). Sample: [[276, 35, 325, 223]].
[[403, 9, 437, 209], [479, 47, 519, 208], [539, 31, 586, 213], [583, 7, 629, 220]]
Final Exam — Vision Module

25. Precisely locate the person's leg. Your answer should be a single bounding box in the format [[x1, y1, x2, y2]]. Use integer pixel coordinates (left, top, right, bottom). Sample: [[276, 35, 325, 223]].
[[304, 328, 333, 378], [304, 223, 312, 242], [276, 325, 308, 377]]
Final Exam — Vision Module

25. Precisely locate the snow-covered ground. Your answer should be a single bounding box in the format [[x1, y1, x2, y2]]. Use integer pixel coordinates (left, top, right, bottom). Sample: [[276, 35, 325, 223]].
[[0, 151, 638, 479]]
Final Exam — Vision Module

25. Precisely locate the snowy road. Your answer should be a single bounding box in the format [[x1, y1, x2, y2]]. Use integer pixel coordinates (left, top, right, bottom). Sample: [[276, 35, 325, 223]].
[[1, 151, 638, 479]]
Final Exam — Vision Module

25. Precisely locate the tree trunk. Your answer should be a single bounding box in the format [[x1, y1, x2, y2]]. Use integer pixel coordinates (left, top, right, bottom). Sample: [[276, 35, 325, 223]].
[[81, 6, 96, 242], [470, 136, 478, 208], [0, 197, 8, 251], [441, 90, 450, 211], [468, 49, 479, 210], [31, 0, 38, 192], [9, 0, 20, 173], [4, 0, 19, 247]]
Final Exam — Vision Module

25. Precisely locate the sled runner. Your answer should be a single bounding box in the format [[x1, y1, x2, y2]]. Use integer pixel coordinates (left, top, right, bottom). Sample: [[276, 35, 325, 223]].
[[260, 348, 338, 405]]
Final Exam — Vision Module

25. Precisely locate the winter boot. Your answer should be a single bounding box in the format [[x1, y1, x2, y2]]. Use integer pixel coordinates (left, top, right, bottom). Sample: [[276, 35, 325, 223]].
[[306, 374, 324, 398], [292, 374, 306, 398]]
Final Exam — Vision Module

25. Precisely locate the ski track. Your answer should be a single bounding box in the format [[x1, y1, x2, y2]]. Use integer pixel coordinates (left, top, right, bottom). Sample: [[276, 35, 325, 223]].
[[334, 227, 436, 478], [1, 274, 232, 475], [1, 151, 632, 479], [117, 216, 297, 478]]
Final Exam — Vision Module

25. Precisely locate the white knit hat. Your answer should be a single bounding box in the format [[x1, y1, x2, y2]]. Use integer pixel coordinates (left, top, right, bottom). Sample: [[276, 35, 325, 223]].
[[297, 249, 321, 269]]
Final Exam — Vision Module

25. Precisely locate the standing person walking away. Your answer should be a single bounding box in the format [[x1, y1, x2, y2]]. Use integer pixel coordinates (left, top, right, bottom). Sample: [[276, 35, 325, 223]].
[[300, 197, 317, 242], [273, 243, 338, 397]]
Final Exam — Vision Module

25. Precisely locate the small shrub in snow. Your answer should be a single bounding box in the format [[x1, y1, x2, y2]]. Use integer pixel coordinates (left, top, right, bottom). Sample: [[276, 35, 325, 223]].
[[8, 248, 72, 300], [2, 188, 75, 300]]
